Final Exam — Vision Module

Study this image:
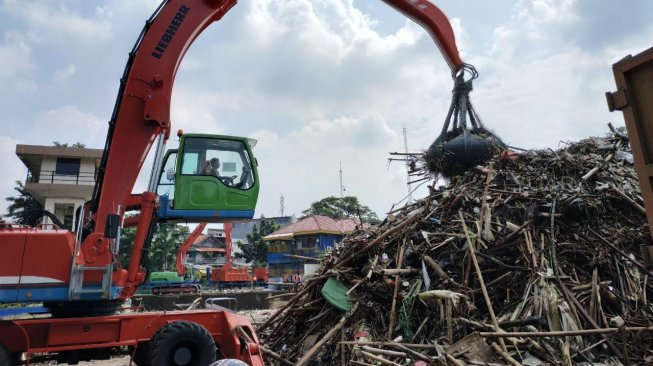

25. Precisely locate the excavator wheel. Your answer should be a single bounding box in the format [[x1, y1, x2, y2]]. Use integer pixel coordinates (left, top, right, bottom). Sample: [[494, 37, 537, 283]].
[[44, 299, 123, 318], [132, 342, 152, 366], [0, 342, 19, 366], [149, 320, 216, 366], [209, 359, 249, 366]]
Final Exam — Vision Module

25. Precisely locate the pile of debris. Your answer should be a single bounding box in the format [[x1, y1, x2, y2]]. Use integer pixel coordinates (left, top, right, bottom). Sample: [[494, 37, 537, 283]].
[[258, 130, 653, 366]]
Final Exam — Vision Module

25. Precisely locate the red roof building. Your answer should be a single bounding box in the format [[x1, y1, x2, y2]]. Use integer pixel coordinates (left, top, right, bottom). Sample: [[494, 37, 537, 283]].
[[264, 215, 365, 281]]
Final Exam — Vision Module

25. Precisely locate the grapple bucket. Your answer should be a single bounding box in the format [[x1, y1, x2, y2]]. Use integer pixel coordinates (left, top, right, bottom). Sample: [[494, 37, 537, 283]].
[[425, 70, 505, 176]]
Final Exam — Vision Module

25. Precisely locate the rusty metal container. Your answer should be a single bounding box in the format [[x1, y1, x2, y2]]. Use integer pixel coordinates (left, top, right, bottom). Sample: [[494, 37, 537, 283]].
[[607, 46, 653, 268]]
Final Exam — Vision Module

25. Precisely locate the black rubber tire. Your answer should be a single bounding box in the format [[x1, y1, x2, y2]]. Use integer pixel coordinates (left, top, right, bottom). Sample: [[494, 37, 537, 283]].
[[133, 342, 152, 366], [149, 320, 216, 366], [208, 360, 249, 366], [0, 343, 17, 366], [45, 299, 123, 318]]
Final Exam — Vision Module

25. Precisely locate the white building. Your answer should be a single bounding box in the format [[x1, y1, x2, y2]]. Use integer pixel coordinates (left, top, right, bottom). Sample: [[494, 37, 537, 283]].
[[16, 144, 103, 228]]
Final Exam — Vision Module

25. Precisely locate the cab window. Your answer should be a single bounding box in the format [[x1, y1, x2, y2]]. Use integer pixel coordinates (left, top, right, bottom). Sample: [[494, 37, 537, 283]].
[[157, 152, 177, 199], [181, 137, 255, 190]]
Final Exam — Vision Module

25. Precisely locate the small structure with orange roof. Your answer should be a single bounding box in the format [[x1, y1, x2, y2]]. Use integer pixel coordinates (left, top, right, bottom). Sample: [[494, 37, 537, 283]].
[[263, 215, 363, 282]]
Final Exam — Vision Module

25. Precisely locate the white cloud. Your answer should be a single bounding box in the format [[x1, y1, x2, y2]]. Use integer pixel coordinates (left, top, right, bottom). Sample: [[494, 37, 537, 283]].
[[0, 31, 34, 79], [242, 0, 426, 63], [362, 21, 422, 57], [1, 0, 113, 43], [466, 0, 653, 152], [30, 106, 106, 146], [0, 135, 26, 216], [53, 64, 76, 84], [514, 0, 578, 39], [245, 0, 291, 45], [250, 114, 406, 216]]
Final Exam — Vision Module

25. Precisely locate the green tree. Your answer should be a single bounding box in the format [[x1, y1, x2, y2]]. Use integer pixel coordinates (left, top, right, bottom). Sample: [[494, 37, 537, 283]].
[[235, 216, 280, 266], [118, 222, 190, 272], [302, 196, 380, 224], [119, 226, 136, 266], [4, 180, 43, 225], [148, 223, 190, 271]]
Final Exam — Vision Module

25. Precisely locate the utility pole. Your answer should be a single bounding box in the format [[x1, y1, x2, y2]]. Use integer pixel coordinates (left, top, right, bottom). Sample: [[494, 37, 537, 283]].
[[404, 126, 413, 202], [339, 161, 345, 198], [280, 195, 285, 217]]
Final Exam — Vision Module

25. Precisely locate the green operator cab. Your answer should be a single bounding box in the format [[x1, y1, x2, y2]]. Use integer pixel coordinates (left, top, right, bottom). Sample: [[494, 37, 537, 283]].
[[156, 133, 260, 222]]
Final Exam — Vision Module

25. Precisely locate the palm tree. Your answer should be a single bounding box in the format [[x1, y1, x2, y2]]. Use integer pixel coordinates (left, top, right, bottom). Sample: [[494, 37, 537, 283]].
[[4, 180, 43, 225]]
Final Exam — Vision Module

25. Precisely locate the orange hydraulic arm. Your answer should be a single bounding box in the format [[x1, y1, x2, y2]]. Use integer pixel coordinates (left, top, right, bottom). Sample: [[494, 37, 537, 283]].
[[225, 223, 233, 266], [383, 0, 464, 74], [77, 0, 237, 298], [176, 223, 207, 277]]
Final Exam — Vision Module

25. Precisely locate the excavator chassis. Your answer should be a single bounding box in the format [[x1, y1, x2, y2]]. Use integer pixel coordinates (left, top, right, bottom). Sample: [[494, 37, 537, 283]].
[[0, 310, 263, 365]]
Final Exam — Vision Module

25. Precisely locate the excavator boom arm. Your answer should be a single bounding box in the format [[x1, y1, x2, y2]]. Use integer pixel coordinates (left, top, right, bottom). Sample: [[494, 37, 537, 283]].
[[382, 0, 464, 73], [176, 223, 207, 277], [91, 0, 236, 237]]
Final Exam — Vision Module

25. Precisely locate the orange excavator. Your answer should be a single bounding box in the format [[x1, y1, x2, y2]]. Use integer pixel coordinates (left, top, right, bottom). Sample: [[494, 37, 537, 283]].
[[175, 223, 269, 288], [0, 0, 482, 364]]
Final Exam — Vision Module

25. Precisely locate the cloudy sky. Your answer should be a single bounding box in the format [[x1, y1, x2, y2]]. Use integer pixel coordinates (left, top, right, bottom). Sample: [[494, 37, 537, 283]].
[[1, 0, 651, 220]]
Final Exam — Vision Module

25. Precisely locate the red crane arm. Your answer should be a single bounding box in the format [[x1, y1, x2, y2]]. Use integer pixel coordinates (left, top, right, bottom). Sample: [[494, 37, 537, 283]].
[[82, 0, 237, 267], [176, 223, 207, 277], [382, 0, 464, 73], [90, 0, 236, 238]]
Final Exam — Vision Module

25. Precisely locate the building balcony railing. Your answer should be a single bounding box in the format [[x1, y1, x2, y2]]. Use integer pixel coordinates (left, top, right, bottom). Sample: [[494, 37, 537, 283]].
[[26, 170, 96, 185], [268, 247, 318, 255]]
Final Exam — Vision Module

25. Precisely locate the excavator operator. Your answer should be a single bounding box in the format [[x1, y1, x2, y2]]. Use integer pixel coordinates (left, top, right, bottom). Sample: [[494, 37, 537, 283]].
[[209, 158, 221, 176]]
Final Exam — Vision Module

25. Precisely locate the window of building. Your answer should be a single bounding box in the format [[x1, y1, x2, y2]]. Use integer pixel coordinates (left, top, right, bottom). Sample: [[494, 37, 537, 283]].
[[55, 158, 81, 175], [54, 203, 75, 229], [295, 236, 318, 250]]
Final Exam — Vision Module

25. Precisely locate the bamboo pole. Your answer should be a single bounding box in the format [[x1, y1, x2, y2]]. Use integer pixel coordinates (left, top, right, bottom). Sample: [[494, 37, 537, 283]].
[[459, 211, 507, 352], [257, 278, 320, 332], [360, 350, 401, 366], [445, 353, 466, 366], [387, 240, 406, 340], [381, 268, 418, 276], [338, 341, 437, 349], [490, 342, 521, 366], [479, 326, 653, 337], [335, 208, 423, 269], [282, 253, 321, 262], [295, 304, 359, 366], [260, 346, 293, 366], [360, 346, 407, 358], [612, 185, 646, 214], [238, 327, 293, 366]]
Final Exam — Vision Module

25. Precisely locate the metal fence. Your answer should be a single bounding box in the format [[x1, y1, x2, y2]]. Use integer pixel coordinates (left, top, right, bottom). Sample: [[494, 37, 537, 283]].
[[26, 170, 96, 185]]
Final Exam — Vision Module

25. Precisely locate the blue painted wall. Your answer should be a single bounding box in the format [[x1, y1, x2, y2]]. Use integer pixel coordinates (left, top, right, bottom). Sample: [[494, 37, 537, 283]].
[[267, 233, 344, 280]]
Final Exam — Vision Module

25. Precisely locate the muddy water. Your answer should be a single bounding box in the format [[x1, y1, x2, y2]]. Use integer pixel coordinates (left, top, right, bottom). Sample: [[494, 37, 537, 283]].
[[133, 289, 283, 311]]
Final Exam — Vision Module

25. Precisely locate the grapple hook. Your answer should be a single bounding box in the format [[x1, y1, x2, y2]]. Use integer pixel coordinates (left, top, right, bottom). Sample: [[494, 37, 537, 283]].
[[426, 67, 505, 176]]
